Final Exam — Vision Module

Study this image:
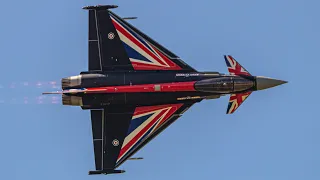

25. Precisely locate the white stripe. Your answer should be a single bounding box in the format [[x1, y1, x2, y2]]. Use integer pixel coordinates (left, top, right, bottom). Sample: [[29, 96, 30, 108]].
[[111, 16, 177, 60], [147, 43, 169, 66], [117, 31, 165, 66], [122, 110, 160, 147], [111, 17, 170, 67], [132, 110, 157, 119], [94, 10, 103, 71], [101, 110, 104, 169], [118, 109, 166, 161], [149, 108, 171, 134]]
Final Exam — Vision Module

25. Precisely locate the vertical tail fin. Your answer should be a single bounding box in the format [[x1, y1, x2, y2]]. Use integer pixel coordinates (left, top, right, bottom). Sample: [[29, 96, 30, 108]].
[[224, 55, 251, 76]]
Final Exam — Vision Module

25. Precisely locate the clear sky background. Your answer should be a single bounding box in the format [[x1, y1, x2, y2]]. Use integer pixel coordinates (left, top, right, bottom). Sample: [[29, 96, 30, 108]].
[[0, 0, 318, 179]]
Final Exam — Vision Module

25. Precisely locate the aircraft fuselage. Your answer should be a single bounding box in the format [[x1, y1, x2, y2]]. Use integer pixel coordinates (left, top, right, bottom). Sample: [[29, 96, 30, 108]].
[[60, 71, 255, 109]]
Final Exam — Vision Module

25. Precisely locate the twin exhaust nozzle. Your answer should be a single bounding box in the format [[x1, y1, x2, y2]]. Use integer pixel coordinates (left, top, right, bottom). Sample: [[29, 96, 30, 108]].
[[61, 75, 82, 90]]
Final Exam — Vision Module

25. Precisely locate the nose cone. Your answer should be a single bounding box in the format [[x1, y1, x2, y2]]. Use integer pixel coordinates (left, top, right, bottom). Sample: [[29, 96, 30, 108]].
[[255, 76, 287, 91]]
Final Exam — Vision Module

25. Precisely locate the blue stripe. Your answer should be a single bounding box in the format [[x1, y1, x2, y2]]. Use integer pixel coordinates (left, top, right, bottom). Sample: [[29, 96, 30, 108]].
[[122, 43, 152, 63], [127, 113, 153, 135], [120, 122, 158, 162], [226, 102, 233, 113], [225, 58, 231, 67]]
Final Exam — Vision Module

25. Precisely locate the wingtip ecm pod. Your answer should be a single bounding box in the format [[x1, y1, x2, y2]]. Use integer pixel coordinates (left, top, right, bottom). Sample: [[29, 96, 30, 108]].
[[88, 169, 125, 175], [83, 5, 118, 10], [83, 5, 137, 21]]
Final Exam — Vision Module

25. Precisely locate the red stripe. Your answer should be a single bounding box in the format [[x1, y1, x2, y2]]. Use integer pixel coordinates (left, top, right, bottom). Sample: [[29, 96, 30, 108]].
[[228, 56, 236, 66], [118, 103, 183, 159], [228, 68, 250, 76], [111, 18, 182, 70], [131, 61, 169, 70], [84, 81, 196, 94], [134, 104, 182, 116], [227, 56, 250, 76], [112, 19, 167, 66], [229, 92, 251, 113], [118, 110, 168, 158], [151, 44, 182, 69], [154, 104, 182, 130], [131, 61, 181, 70]]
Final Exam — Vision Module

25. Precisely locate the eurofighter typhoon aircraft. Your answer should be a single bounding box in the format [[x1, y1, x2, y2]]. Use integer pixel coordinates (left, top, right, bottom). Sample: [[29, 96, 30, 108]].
[[43, 5, 287, 175]]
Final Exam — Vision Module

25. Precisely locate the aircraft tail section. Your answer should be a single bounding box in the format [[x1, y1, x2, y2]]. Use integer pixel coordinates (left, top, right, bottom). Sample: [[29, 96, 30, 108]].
[[226, 92, 252, 114]]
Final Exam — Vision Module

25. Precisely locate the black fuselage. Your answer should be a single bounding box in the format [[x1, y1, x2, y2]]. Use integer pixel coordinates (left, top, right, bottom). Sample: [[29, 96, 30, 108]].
[[61, 71, 255, 109]]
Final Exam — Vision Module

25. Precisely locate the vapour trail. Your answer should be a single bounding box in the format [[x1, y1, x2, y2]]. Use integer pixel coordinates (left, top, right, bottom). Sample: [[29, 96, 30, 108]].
[[0, 95, 61, 105], [0, 81, 60, 89]]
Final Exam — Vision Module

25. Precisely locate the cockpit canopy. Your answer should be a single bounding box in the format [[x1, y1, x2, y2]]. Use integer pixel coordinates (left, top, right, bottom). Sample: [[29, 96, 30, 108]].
[[194, 77, 254, 93]]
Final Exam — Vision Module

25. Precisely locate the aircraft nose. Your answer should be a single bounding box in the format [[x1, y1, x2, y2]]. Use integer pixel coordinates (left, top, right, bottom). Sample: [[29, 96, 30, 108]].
[[255, 76, 287, 91]]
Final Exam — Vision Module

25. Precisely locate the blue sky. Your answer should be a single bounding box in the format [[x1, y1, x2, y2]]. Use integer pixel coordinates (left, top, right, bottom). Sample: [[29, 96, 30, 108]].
[[0, 0, 318, 179]]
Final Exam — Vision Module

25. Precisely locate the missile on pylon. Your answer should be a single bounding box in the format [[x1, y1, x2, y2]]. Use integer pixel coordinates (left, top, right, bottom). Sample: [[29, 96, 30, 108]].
[[122, 17, 138, 20], [128, 157, 143, 160]]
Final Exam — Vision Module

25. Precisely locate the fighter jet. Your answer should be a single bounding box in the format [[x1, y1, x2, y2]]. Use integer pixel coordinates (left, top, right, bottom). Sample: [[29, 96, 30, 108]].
[[43, 5, 287, 175]]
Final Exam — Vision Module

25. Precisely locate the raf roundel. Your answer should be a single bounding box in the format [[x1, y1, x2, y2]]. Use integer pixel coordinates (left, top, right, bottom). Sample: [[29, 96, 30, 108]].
[[112, 139, 119, 146], [108, 32, 115, 39]]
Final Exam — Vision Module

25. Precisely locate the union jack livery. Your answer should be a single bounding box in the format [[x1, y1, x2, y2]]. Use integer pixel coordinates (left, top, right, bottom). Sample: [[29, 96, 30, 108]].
[[227, 92, 252, 114], [116, 104, 183, 166], [43, 5, 287, 175], [224, 55, 251, 76], [110, 13, 183, 70]]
